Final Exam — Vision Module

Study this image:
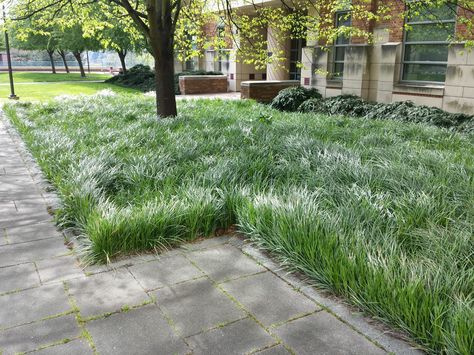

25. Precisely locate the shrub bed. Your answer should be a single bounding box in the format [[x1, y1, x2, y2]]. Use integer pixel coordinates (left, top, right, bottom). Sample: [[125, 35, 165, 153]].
[[106, 65, 223, 94], [5, 97, 474, 355], [270, 86, 322, 112], [273, 91, 474, 133]]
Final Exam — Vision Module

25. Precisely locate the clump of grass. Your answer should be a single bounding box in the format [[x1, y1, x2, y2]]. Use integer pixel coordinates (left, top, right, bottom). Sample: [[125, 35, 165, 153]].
[[5, 95, 474, 354]]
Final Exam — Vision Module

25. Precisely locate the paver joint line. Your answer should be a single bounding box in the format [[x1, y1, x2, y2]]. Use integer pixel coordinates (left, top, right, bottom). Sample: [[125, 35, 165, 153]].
[[0, 110, 422, 355]]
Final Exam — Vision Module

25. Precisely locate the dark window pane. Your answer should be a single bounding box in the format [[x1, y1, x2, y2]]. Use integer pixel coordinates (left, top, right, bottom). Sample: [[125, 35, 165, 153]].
[[402, 63, 447, 82], [290, 50, 299, 61], [404, 44, 449, 62], [336, 12, 351, 27], [336, 35, 350, 45], [335, 11, 350, 44], [333, 63, 345, 78], [335, 47, 346, 61], [290, 62, 297, 72], [405, 23, 455, 42], [407, 4, 456, 22]]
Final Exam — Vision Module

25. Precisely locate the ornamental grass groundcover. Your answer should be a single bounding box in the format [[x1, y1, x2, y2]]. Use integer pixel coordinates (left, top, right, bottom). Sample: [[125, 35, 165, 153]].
[[5, 95, 473, 354]]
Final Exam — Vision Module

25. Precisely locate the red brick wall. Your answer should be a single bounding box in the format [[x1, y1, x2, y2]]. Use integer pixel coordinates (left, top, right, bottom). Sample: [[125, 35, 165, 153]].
[[456, 6, 474, 40], [377, 0, 405, 42], [179, 76, 228, 94], [241, 82, 300, 102], [351, 0, 377, 44]]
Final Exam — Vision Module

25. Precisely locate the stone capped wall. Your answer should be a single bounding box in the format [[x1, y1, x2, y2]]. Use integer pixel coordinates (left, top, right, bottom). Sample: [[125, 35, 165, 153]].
[[241, 80, 300, 102], [179, 75, 228, 95]]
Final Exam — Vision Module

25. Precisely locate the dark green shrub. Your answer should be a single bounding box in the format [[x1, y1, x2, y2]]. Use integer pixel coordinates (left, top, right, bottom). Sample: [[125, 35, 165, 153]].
[[297, 94, 473, 132], [106, 65, 155, 92], [298, 98, 329, 114], [319, 95, 373, 117], [270, 86, 322, 112]]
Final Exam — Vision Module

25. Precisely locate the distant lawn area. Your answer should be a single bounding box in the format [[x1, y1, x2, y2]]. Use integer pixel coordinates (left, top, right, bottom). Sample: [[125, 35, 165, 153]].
[[0, 72, 138, 102], [0, 72, 111, 83], [4, 96, 473, 354]]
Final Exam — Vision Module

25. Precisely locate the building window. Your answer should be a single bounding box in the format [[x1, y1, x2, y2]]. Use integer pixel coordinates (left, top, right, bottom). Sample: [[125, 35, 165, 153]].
[[332, 11, 351, 79], [215, 50, 230, 74], [289, 38, 305, 80], [402, 3, 456, 83]]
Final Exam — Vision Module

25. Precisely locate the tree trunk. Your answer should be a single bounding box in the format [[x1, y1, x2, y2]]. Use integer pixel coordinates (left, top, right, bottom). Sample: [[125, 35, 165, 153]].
[[58, 50, 70, 73], [72, 51, 86, 77], [153, 47, 177, 117], [117, 49, 127, 74], [47, 50, 56, 74]]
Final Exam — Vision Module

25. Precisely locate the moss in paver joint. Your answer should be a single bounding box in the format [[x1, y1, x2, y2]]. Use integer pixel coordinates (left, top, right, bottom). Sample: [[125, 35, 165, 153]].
[[268, 310, 323, 329], [28, 338, 76, 354], [80, 328, 97, 353], [80, 298, 155, 322], [240, 249, 390, 352], [63, 282, 97, 353]]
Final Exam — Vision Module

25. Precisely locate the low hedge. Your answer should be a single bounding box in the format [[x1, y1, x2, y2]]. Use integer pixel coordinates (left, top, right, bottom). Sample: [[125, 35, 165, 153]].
[[106, 64, 155, 92], [294, 94, 474, 133], [106, 65, 223, 94], [270, 86, 322, 112]]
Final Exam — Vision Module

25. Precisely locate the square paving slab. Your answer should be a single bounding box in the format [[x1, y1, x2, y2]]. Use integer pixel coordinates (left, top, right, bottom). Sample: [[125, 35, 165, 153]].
[[0, 237, 68, 267], [128, 252, 204, 291], [0, 314, 80, 354], [220, 271, 319, 326], [186, 317, 276, 355], [68, 269, 150, 318], [272, 311, 386, 355], [0, 284, 71, 329], [3, 222, 63, 244], [186, 244, 265, 282], [36, 255, 85, 284], [153, 278, 245, 337], [0, 262, 40, 294], [86, 305, 189, 355]]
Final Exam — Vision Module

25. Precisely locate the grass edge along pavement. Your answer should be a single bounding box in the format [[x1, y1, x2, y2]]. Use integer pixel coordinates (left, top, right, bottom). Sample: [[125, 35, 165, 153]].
[[4, 95, 474, 355]]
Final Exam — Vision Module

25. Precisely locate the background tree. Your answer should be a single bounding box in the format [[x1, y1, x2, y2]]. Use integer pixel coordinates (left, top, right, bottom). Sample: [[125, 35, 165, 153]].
[[83, 5, 145, 74], [9, 20, 59, 73], [6, 0, 474, 117], [57, 23, 101, 77]]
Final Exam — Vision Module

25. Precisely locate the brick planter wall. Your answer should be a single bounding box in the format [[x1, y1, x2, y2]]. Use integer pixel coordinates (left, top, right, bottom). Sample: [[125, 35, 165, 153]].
[[179, 75, 228, 95], [240, 80, 300, 103]]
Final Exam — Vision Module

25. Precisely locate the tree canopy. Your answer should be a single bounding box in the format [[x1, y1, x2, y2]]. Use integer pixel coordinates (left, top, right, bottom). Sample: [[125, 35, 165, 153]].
[[3, 0, 474, 116]]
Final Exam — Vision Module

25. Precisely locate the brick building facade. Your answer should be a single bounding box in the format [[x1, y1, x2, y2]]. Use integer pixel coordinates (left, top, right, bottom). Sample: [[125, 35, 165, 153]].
[[195, 0, 474, 114]]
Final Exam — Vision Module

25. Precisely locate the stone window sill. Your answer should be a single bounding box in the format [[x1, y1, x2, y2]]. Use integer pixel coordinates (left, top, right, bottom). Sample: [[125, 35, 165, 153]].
[[393, 83, 444, 97]]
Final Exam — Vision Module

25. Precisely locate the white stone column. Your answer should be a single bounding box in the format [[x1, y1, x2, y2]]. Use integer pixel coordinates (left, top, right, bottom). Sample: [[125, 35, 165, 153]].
[[266, 25, 291, 80], [342, 45, 371, 100]]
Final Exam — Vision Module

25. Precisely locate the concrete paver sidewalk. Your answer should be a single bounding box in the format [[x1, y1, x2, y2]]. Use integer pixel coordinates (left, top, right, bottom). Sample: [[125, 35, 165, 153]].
[[0, 113, 422, 355]]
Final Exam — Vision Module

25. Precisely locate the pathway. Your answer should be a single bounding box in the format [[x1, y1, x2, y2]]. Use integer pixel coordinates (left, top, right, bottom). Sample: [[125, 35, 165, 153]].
[[0, 112, 422, 355]]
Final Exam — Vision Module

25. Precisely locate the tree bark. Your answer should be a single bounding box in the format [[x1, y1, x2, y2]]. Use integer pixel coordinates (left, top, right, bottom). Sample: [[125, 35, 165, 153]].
[[58, 50, 70, 73], [72, 51, 86, 77], [146, 2, 177, 118], [152, 37, 177, 118], [47, 50, 56, 74], [117, 49, 127, 74]]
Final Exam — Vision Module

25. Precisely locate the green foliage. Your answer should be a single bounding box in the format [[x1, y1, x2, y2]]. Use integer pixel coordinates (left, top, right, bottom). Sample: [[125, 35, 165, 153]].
[[270, 86, 322, 112], [5, 96, 474, 354], [298, 95, 474, 133]]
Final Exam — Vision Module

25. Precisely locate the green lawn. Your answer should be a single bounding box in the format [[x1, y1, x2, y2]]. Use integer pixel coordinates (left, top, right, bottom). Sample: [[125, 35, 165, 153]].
[[0, 81, 139, 102], [0, 72, 111, 83], [0, 71, 130, 102], [5, 96, 473, 354]]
